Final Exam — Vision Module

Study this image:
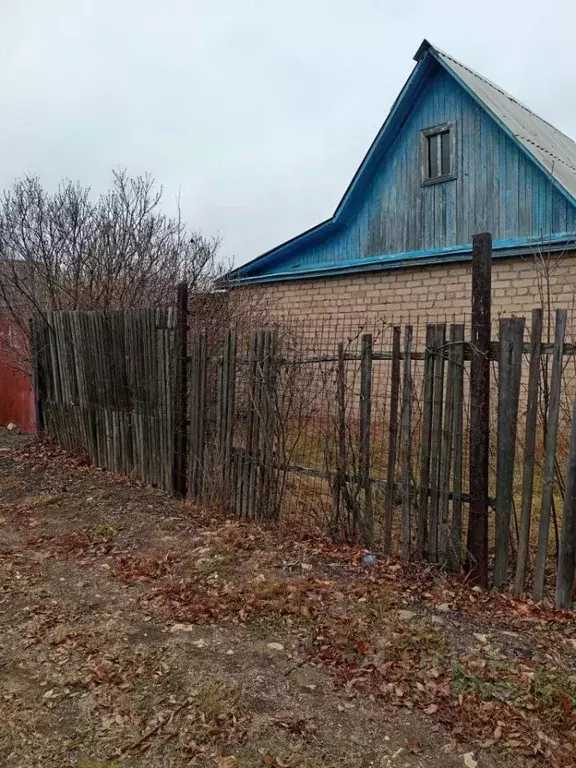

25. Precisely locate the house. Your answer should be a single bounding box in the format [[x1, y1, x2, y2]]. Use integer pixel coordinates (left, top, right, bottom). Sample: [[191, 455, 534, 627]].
[[226, 40, 576, 329]]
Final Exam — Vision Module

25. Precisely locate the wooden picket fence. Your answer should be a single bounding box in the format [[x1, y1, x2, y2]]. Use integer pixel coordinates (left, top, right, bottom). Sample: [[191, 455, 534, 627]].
[[32, 308, 176, 491], [30, 235, 576, 606]]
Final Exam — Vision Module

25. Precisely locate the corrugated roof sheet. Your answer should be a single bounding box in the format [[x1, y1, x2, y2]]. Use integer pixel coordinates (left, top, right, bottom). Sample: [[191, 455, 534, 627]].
[[431, 44, 576, 202]]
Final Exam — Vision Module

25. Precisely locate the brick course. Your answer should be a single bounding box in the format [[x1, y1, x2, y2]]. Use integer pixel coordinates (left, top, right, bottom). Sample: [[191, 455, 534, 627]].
[[233, 252, 576, 334]]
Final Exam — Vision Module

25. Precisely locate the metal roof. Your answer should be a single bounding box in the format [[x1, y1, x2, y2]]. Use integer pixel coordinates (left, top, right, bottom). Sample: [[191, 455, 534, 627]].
[[425, 42, 576, 202]]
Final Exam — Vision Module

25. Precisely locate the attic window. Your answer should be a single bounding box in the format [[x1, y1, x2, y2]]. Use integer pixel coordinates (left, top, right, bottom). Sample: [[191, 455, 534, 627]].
[[421, 122, 456, 184]]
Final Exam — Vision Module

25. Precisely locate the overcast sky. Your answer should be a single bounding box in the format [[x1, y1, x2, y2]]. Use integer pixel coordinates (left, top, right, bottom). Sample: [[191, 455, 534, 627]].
[[2, 1, 576, 267]]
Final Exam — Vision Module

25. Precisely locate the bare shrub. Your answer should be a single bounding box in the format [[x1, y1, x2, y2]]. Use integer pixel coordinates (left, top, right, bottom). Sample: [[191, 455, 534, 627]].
[[0, 170, 226, 331]]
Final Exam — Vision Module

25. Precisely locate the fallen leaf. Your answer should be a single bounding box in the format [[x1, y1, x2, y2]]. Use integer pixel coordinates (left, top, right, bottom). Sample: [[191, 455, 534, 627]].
[[463, 753, 478, 768], [267, 642, 285, 651], [215, 758, 237, 768], [407, 740, 423, 754], [423, 703, 439, 714], [170, 623, 196, 633], [91, 666, 109, 682], [515, 603, 531, 614]]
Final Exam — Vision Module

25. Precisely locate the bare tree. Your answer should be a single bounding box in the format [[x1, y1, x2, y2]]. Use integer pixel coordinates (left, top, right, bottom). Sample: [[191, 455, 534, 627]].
[[0, 169, 227, 330]]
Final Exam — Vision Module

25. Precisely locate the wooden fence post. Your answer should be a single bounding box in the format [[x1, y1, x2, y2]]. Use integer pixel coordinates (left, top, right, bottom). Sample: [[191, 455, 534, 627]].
[[466, 232, 492, 588], [172, 281, 189, 498], [359, 333, 373, 547], [514, 308, 543, 595], [533, 308, 567, 601], [493, 316, 525, 588]]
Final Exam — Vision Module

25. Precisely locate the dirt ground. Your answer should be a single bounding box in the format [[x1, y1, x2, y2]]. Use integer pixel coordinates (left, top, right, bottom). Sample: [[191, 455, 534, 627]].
[[1, 431, 575, 768]]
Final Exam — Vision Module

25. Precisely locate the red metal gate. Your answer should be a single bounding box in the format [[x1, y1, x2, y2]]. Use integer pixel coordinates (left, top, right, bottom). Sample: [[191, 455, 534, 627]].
[[0, 317, 35, 433]]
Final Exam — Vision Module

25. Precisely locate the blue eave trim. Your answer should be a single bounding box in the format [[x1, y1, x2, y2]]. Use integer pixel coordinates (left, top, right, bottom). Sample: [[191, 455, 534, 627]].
[[226, 218, 340, 282], [226, 233, 576, 286]]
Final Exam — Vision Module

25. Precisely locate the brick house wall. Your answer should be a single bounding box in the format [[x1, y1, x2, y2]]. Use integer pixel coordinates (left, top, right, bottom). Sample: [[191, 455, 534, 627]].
[[233, 252, 576, 338]]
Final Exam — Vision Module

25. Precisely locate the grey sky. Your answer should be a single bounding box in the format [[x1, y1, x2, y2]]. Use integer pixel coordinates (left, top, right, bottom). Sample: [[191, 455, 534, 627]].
[[2, 0, 576, 267]]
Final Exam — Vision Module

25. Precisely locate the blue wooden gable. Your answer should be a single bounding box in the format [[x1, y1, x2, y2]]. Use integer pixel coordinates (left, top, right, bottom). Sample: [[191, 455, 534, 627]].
[[229, 41, 576, 284]]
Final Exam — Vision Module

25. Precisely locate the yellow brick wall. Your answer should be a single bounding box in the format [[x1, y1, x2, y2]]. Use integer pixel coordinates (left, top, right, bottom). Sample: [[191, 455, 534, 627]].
[[232, 252, 576, 335]]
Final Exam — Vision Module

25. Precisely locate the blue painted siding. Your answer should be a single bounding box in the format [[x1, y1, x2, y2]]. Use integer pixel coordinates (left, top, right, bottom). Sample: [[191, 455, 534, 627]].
[[259, 62, 576, 278]]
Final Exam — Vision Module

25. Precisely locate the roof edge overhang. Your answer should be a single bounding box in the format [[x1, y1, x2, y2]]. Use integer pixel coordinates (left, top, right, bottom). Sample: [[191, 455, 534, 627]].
[[223, 232, 576, 287]]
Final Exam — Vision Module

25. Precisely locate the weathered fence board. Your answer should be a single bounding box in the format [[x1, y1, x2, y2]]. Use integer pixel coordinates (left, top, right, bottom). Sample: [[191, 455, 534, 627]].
[[401, 325, 413, 560], [417, 324, 435, 558], [384, 327, 401, 553], [493, 317, 525, 588], [359, 333, 373, 546], [514, 308, 543, 595], [34, 307, 175, 491], [556, 393, 576, 609], [449, 323, 465, 572], [533, 308, 567, 601], [330, 342, 347, 539], [438, 324, 458, 564], [428, 323, 446, 563]]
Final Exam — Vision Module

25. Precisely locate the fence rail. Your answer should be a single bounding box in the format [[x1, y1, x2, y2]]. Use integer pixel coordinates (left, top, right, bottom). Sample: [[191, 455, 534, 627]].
[[214, 342, 576, 366]]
